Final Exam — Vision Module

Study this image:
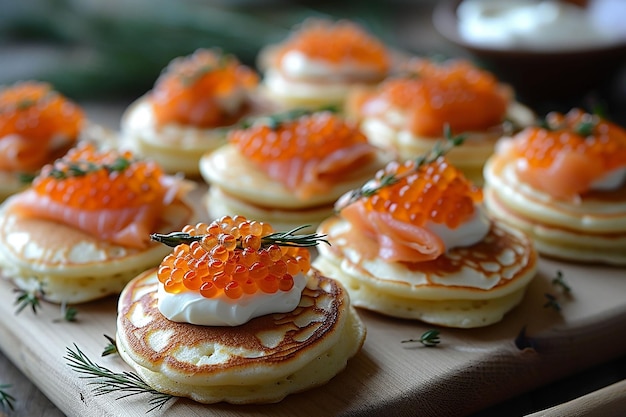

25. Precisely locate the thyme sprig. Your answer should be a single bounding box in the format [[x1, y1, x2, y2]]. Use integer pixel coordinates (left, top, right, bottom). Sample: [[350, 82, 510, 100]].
[[335, 125, 465, 212], [151, 225, 329, 249], [0, 384, 15, 411], [551, 270, 571, 295], [65, 344, 174, 413], [102, 334, 118, 357], [401, 329, 441, 347], [47, 156, 131, 180], [14, 283, 45, 315], [543, 293, 561, 311]]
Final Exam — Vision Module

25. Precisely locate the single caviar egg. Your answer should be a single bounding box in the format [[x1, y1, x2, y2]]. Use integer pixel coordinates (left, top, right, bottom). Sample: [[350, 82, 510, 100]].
[[150, 49, 259, 128], [361, 59, 509, 137], [360, 156, 482, 229], [0, 81, 85, 172], [510, 108, 626, 199], [32, 143, 165, 210], [156, 216, 311, 299], [274, 19, 390, 76]]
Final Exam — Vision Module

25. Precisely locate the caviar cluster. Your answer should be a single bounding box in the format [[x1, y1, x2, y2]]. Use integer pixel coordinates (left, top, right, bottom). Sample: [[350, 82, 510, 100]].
[[157, 216, 312, 299], [230, 111, 368, 163], [363, 157, 482, 229], [275, 19, 389, 73], [33, 144, 165, 210], [370, 59, 508, 137], [0, 81, 84, 170], [151, 49, 258, 127], [514, 109, 626, 170]]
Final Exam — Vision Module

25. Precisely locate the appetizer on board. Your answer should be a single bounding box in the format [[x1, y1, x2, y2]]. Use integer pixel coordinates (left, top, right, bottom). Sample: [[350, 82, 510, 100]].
[[121, 49, 272, 176], [0, 81, 99, 201], [0, 144, 195, 303], [313, 139, 538, 328], [347, 57, 534, 184], [483, 108, 626, 264], [115, 215, 365, 404], [199, 108, 392, 233], [258, 18, 394, 110]]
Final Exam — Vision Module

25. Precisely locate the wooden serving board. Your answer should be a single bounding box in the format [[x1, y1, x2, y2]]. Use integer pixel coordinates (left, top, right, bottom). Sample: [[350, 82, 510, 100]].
[[1, 200, 625, 417]]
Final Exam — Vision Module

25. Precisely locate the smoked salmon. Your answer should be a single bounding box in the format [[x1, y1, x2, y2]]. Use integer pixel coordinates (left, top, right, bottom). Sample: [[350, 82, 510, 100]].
[[337, 156, 482, 262], [4, 144, 189, 249], [228, 110, 377, 199], [504, 108, 626, 200]]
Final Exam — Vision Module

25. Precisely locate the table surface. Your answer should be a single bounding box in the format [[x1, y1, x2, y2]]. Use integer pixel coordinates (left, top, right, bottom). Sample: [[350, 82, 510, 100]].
[[1, 2, 626, 416]]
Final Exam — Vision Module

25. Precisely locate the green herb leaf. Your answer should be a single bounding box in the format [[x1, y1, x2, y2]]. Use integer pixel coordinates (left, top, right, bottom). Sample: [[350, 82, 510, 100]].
[[14, 283, 45, 315], [102, 335, 118, 357], [401, 329, 441, 347], [0, 384, 15, 411]]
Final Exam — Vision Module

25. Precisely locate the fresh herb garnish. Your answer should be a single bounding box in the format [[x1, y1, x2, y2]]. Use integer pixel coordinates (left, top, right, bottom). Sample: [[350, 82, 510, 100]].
[[543, 293, 561, 311], [240, 105, 338, 130], [335, 124, 465, 212], [65, 344, 174, 412], [102, 335, 118, 357], [54, 302, 78, 323], [47, 156, 131, 180], [151, 224, 329, 249], [14, 283, 45, 315], [0, 384, 15, 411], [551, 270, 571, 295], [401, 329, 441, 347]]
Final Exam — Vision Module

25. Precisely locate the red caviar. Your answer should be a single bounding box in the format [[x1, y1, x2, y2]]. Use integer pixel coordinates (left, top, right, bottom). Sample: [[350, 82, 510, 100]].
[[360, 59, 509, 137], [274, 19, 390, 76], [32, 143, 165, 210], [157, 216, 310, 299], [150, 49, 258, 128], [510, 108, 626, 199], [363, 157, 482, 229], [0, 81, 84, 172]]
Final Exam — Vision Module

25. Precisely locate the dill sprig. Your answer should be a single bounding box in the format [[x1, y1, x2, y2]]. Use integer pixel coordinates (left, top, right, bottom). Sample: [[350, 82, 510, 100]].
[[401, 329, 441, 347], [335, 125, 465, 212], [14, 283, 45, 315], [101, 334, 118, 357], [240, 105, 339, 130], [543, 293, 561, 311], [65, 344, 174, 413], [151, 225, 329, 249], [0, 384, 15, 411], [47, 156, 131, 180]]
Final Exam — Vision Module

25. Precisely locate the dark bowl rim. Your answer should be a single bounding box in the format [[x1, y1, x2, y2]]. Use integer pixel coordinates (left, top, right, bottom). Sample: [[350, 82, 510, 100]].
[[432, 0, 626, 58]]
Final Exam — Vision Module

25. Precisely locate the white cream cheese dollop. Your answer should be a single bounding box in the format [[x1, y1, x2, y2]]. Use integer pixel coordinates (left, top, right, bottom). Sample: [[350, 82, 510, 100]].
[[157, 273, 308, 326], [428, 206, 490, 250], [457, 0, 626, 51]]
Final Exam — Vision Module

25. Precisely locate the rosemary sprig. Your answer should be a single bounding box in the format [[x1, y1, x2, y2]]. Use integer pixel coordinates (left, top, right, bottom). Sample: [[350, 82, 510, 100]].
[[335, 125, 465, 212], [151, 225, 329, 249], [543, 293, 561, 311], [14, 283, 45, 315], [47, 156, 131, 180], [65, 344, 174, 413], [401, 329, 441, 347], [0, 384, 15, 411], [551, 270, 571, 295], [102, 334, 118, 357]]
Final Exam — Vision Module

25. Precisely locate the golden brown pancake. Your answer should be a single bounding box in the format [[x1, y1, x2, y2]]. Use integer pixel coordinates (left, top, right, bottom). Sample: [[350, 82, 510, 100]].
[[484, 155, 626, 264], [115, 268, 366, 404], [313, 217, 538, 328], [0, 199, 195, 304]]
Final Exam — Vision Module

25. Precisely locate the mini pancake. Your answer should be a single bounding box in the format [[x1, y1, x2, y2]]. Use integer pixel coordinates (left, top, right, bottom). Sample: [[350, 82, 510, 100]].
[[200, 144, 391, 232], [313, 216, 538, 328], [0, 199, 194, 304], [115, 268, 365, 404], [484, 154, 626, 265]]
